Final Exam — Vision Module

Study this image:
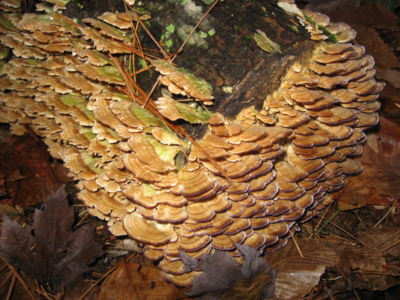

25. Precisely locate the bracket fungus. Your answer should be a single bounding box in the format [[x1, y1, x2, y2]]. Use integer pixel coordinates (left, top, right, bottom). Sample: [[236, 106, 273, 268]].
[[0, 0, 383, 287]]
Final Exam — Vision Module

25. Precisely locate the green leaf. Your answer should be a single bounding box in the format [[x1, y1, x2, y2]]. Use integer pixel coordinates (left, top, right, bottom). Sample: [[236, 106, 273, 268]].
[[207, 28, 216, 37], [304, 15, 337, 43]]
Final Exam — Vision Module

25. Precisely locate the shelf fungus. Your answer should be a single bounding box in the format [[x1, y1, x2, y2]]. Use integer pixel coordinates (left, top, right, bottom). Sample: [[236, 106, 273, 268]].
[[0, 1, 383, 287]]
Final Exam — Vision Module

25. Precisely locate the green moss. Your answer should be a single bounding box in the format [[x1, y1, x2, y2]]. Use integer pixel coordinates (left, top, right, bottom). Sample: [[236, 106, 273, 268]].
[[138, 58, 148, 69], [166, 24, 176, 33], [304, 15, 337, 43], [207, 28, 216, 37], [288, 24, 299, 33], [161, 24, 177, 52], [165, 39, 173, 48], [199, 31, 208, 39], [177, 24, 208, 48]]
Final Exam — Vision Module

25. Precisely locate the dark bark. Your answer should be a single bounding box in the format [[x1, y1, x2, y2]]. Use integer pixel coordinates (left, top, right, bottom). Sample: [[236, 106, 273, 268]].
[[64, 0, 314, 136]]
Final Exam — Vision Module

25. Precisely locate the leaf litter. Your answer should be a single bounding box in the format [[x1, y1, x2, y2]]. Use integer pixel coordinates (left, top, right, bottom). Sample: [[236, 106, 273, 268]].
[[0, 185, 104, 292]]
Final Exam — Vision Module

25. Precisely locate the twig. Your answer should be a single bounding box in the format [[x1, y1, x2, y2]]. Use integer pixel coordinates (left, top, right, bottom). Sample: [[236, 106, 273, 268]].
[[354, 210, 367, 230], [290, 231, 304, 258], [142, 80, 159, 109], [353, 288, 361, 300], [5, 274, 16, 300], [77, 265, 118, 300], [0, 272, 12, 291], [373, 198, 398, 228], [171, 0, 220, 62], [383, 263, 400, 271], [143, 1, 220, 110], [309, 201, 333, 238], [326, 220, 368, 247], [312, 208, 339, 237], [138, 18, 170, 61], [377, 229, 400, 249], [380, 238, 400, 254], [111, 56, 232, 182]]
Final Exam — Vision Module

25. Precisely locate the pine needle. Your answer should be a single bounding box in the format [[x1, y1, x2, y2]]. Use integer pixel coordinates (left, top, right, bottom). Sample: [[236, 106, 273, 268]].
[[1, 258, 36, 300]]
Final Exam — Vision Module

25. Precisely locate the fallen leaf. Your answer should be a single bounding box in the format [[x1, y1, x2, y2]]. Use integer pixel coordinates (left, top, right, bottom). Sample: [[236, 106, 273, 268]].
[[266, 238, 343, 300], [182, 244, 276, 299], [376, 67, 400, 89], [304, 0, 361, 16], [265, 236, 394, 299], [0, 186, 104, 291], [357, 227, 400, 257], [320, 2, 398, 28], [353, 25, 399, 69], [381, 82, 400, 118], [0, 128, 67, 207], [338, 117, 400, 210], [98, 261, 184, 300]]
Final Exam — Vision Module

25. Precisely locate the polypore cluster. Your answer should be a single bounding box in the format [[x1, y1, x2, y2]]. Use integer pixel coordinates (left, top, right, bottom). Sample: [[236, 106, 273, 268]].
[[0, 1, 382, 286]]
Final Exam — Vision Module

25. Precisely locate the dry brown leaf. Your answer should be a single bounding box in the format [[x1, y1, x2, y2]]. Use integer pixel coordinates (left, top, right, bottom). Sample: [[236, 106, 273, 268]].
[[265, 237, 392, 299], [353, 25, 399, 69], [98, 262, 185, 300], [0, 128, 67, 207], [338, 117, 400, 210], [0, 186, 104, 291], [376, 67, 400, 89], [266, 237, 346, 300], [381, 81, 400, 117], [324, 2, 398, 28], [357, 227, 400, 258]]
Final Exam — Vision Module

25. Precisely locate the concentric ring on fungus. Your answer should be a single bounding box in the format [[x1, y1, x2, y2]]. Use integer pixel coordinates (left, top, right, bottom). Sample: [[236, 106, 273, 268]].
[[0, 1, 384, 287]]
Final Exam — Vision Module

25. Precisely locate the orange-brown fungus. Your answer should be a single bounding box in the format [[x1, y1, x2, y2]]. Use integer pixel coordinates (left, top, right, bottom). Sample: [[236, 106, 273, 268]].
[[0, 1, 383, 286]]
